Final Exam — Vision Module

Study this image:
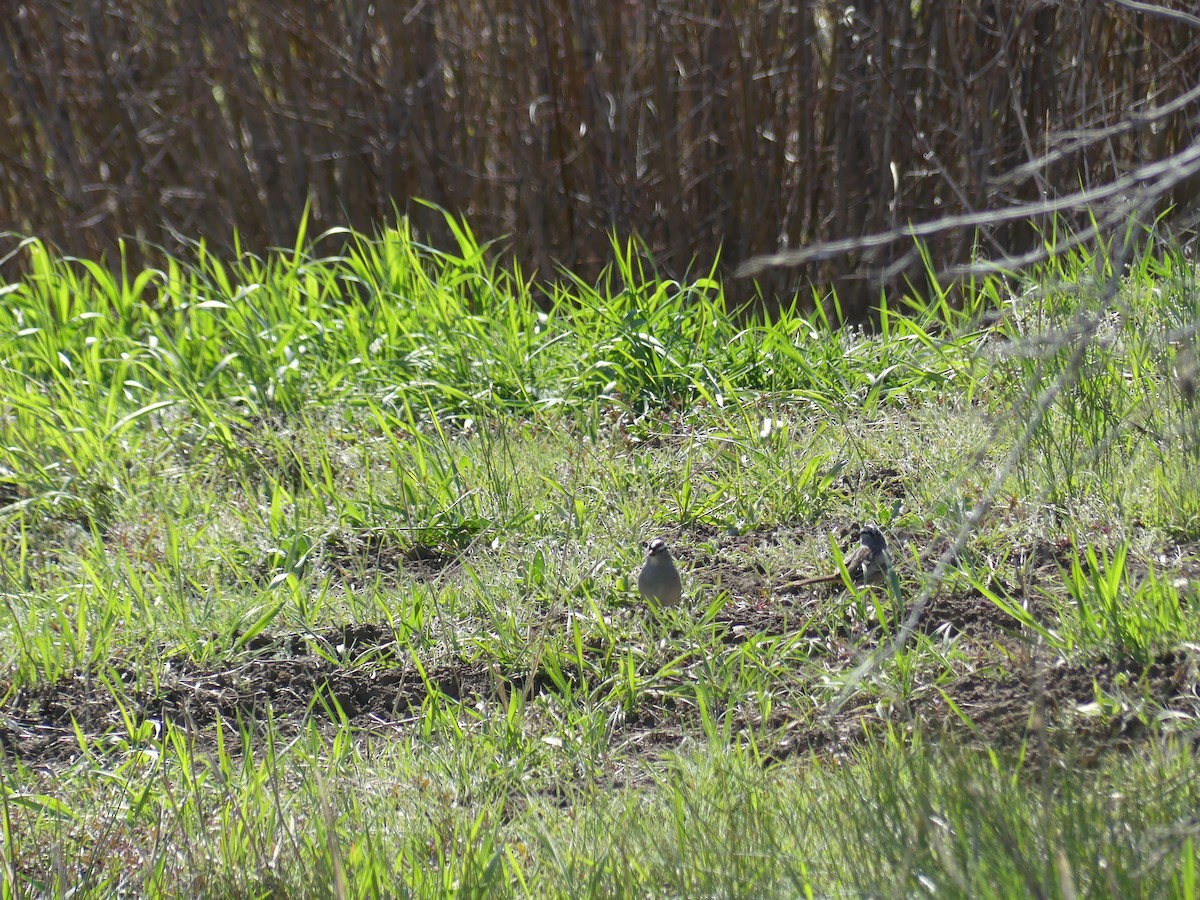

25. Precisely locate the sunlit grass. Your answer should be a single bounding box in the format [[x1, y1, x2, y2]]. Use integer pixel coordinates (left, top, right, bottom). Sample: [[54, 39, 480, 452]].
[[0, 215, 1198, 895]]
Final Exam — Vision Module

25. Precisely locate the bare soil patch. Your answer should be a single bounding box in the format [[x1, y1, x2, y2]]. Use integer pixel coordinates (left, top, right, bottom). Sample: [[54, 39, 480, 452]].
[[4, 526, 1196, 768], [3, 614, 1195, 769]]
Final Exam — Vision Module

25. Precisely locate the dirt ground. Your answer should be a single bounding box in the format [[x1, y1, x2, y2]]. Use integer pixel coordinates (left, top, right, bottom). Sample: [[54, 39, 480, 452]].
[[3, 525, 1197, 767]]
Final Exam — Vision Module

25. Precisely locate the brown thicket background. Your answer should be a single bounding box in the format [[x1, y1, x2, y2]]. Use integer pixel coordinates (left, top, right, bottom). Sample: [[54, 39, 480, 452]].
[[2, 1, 1199, 315]]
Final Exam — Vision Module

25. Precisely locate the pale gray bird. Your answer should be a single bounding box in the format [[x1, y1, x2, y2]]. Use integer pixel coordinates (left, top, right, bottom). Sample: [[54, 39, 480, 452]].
[[788, 524, 892, 589], [637, 538, 683, 608]]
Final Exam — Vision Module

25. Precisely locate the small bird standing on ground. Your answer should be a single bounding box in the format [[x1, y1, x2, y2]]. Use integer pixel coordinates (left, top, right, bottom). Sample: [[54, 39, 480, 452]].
[[638, 538, 683, 609], [787, 524, 892, 589]]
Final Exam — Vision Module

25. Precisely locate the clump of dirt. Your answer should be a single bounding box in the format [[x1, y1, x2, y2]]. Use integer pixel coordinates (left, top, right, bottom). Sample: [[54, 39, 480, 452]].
[[767, 648, 1199, 764], [928, 649, 1198, 754], [710, 580, 1043, 645], [0, 478, 22, 506], [321, 530, 461, 584], [838, 464, 907, 500], [713, 603, 810, 641], [917, 588, 1033, 637], [1, 607, 1195, 768], [0, 622, 568, 763], [235, 622, 403, 656]]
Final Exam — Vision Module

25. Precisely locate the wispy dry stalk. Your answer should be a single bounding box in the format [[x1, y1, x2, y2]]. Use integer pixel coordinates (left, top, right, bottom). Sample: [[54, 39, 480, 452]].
[[0, 2, 1197, 316]]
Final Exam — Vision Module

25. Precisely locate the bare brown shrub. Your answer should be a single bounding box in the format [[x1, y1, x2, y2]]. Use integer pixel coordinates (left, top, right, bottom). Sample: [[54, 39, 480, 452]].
[[1, 1, 1198, 315]]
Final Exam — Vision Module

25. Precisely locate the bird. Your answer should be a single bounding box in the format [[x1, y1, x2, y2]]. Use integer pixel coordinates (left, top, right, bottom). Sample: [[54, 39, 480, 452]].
[[637, 538, 683, 609], [786, 524, 892, 589]]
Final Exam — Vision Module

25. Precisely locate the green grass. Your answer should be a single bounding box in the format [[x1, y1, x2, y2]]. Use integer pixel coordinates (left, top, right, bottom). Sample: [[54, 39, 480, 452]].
[[0, 213, 1198, 896]]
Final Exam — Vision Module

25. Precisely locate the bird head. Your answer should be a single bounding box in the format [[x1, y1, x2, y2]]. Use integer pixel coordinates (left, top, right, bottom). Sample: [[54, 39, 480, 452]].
[[859, 525, 887, 551], [647, 538, 671, 558]]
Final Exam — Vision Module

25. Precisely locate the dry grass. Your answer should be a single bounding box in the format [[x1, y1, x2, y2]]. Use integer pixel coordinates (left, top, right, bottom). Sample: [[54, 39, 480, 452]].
[[3, 2, 1199, 315]]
